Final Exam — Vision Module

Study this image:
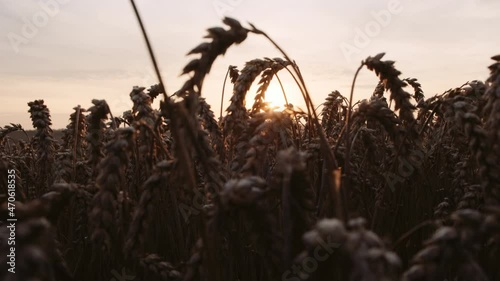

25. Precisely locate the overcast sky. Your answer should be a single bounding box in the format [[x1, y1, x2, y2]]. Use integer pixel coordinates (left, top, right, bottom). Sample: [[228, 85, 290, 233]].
[[1, 0, 499, 129]]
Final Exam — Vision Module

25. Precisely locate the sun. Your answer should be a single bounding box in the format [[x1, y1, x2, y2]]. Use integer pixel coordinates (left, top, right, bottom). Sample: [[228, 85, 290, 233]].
[[262, 82, 290, 110], [246, 79, 296, 111]]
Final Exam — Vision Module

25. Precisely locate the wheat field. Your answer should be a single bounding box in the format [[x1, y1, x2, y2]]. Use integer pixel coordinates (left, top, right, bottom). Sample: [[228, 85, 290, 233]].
[[1, 15, 500, 281]]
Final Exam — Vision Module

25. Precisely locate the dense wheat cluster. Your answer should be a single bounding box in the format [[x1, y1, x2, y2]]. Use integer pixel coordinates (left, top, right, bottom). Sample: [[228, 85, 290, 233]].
[[1, 17, 499, 281]]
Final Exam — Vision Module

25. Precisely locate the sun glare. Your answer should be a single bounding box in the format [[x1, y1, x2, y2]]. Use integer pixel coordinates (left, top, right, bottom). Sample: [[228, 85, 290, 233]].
[[246, 79, 299, 111]]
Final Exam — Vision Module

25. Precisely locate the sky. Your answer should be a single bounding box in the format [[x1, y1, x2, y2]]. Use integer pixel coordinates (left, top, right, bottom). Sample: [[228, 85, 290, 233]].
[[0, 0, 499, 129]]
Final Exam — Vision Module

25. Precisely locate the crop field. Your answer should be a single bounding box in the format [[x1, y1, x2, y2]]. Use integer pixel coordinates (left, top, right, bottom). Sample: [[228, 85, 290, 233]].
[[0, 10, 500, 281]]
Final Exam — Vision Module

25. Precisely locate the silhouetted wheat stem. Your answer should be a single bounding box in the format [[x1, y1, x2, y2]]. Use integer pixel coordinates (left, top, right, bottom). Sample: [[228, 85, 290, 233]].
[[351, 98, 407, 154], [237, 111, 293, 176], [86, 99, 110, 179], [90, 128, 134, 252], [224, 58, 278, 140], [483, 55, 500, 206], [403, 78, 425, 105], [274, 147, 315, 268], [177, 17, 248, 96], [364, 53, 416, 128], [199, 97, 224, 160], [249, 23, 344, 219], [130, 86, 157, 181], [251, 58, 291, 114], [124, 160, 173, 256], [28, 99, 56, 196], [321, 90, 348, 138], [403, 210, 488, 281], [62, 106, 87, 159], [443, 95, 498, 206]]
